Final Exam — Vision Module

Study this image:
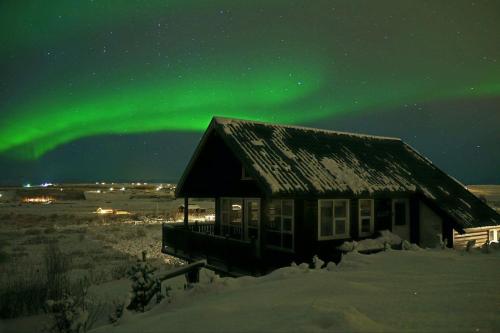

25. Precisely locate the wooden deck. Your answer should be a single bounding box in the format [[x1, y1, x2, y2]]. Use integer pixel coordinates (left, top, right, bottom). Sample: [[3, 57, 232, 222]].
[[162, 223, 260, 276]]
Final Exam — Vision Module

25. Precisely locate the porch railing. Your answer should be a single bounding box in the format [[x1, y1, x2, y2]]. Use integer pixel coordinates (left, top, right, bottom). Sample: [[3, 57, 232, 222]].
[[184, 222, 243, 240], [162, 223, 258, 273], [187, 222, 215, 234]]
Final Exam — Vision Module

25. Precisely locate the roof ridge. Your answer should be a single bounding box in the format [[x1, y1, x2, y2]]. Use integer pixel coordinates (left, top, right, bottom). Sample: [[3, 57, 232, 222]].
[[213, 116, 401, 141]]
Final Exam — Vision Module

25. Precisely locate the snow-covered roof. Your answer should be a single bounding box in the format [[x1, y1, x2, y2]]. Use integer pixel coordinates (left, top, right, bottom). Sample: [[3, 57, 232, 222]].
[[179, 117, 500, 229]]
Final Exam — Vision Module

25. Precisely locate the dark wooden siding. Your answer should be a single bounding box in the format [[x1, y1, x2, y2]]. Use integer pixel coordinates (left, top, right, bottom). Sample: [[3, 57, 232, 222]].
[[293, 199, 306, 261], [302, 199, 317, 261], [374, 198, 392, 231], [179, 131, 262, 198], [410, 197, 420, 244], [350, 199, 359, 239]]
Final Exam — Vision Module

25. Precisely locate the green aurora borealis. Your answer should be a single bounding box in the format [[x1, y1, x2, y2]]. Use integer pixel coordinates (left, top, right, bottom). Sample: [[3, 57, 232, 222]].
[[0, 0, 499, 183]]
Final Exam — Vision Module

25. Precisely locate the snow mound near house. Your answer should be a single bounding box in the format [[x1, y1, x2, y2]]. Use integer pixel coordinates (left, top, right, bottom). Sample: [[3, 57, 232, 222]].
[[91, 247, 500, 333], [338, 230, 410, 253]]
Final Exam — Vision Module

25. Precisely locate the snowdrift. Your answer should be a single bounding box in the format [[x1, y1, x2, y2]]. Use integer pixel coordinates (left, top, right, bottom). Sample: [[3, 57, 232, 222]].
[[92, 246, 500, 333]]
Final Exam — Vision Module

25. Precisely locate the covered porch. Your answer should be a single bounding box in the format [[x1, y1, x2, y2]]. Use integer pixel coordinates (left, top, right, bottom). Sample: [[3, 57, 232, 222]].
[[162, 222, 260, 276], [162, 196, 263, 275], [162, 196, 298, 275]]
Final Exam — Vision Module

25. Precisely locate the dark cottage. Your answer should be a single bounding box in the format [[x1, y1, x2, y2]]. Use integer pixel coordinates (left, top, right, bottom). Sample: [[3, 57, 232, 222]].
[[162, 117, 500, 275]]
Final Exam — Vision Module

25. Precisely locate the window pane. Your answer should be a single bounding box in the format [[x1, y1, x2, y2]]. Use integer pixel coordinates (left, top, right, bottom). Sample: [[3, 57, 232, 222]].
[[250, 201, 259, 211], [320, 201, 333, 237], [283, 217, 292, 232], [282, 200, 293, 216], [334, 201, 347, 218], [360, 200, 372, 216], [394, 202, 406, 226], [361, 218, 371, 233], [230, 199, 242, 224], [247, 200, 259, 227], [248, 211, 259, 227], [335, 219, 346, 235], [268, 200, 282, 216], [267, 200, 281, 231], [360, 199, 371, 210]]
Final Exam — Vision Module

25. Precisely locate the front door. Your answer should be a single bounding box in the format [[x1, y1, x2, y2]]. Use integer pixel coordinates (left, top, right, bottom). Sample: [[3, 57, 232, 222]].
[[392, 199, 410, 241], [244, 198, 260, 256]]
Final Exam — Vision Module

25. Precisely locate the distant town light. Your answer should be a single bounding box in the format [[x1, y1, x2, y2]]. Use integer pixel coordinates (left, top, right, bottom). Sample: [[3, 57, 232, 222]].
[[23, 196, 53, 204], [120, 187, 126, 191], [23, 183, 31, 188], [95, 207, 130, 215], [96, 207, 113, 215]]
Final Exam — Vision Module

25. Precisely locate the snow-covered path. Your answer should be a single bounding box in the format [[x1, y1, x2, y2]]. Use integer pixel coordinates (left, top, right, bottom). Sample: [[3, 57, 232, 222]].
[[94, 249, 500, 333]]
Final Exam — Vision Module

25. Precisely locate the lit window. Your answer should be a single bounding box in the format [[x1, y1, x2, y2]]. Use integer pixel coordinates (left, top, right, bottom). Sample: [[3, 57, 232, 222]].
[[318, 199, 350, 240], [221, 198, 243, 239], [266, 199, 294, 250], [358, 199, 374, 236]]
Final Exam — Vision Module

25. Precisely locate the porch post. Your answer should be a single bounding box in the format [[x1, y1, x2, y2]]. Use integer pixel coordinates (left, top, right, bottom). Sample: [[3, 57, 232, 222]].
[[215, 197, 220, 235], [184, 197, 189, 227]]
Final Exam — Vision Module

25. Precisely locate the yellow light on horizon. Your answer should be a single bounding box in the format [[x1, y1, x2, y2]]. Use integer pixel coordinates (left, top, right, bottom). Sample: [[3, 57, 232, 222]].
[[96, 207, 113, 215]]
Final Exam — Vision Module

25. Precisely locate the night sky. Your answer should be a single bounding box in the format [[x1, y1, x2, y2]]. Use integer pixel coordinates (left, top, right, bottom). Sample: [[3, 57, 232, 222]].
[[1, 1, 499, 185]]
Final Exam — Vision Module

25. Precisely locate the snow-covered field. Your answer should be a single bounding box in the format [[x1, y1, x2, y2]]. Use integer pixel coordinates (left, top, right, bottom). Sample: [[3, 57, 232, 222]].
[[0, 198, 189, 333], [468, 185, 500, 213], [1, 190, 499, 333], [88, 247, 500, 333]]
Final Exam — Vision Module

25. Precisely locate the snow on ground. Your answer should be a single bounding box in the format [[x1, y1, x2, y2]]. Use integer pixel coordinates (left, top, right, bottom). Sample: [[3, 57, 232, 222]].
[[93, 248, 500, 333], [338, 230, 405, 252]]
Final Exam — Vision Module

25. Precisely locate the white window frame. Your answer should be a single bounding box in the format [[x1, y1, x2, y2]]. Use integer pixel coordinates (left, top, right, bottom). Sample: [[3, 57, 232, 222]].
[[489, 229, 498, 243], [266, 199, 294, 252], [358, 199, 374, 237], [318, 199, 350, 240]]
